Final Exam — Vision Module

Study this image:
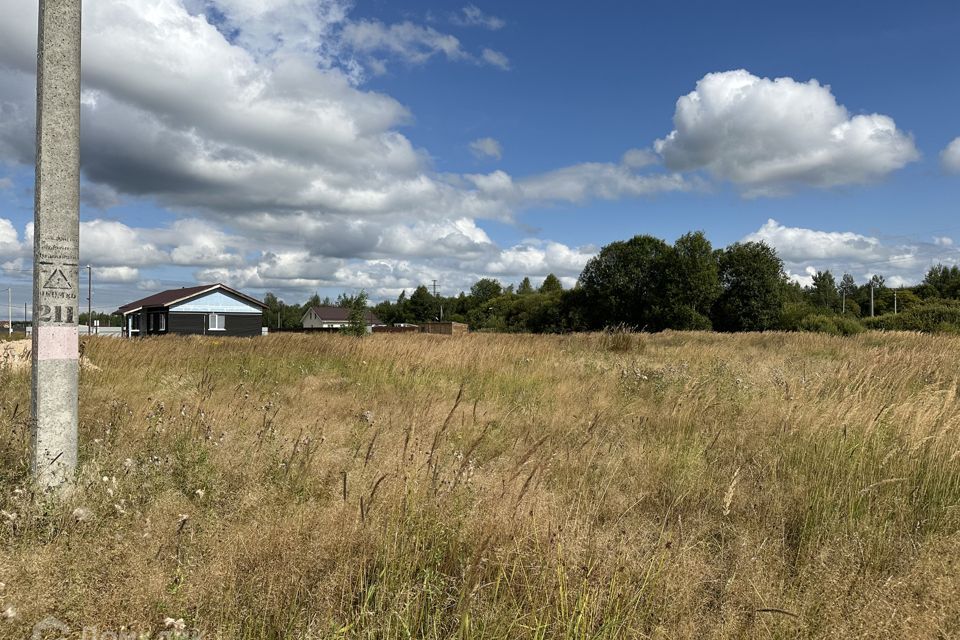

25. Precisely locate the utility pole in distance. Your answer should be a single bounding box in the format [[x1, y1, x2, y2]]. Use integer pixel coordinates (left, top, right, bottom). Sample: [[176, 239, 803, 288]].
[[86, 264, 92, 335], [32, 0, 82, 492], [3, 288, 10, 336], [432, 280, 442, 320]]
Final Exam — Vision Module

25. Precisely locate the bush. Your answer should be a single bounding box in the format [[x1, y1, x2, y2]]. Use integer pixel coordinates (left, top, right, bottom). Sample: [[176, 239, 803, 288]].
[[779, 302, 818, 331], [798, 313, 865, 336], [863, 300, 960, 333]]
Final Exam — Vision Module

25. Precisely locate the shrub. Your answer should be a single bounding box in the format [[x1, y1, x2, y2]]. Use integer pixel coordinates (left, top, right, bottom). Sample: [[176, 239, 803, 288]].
[[797, 313, 865, 336], [864, 300, 960, 333]]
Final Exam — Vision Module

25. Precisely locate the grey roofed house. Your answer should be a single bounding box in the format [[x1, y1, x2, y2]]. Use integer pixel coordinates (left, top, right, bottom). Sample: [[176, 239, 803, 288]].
[[117, 283, 267, 338], [301, 306, 382, 330]]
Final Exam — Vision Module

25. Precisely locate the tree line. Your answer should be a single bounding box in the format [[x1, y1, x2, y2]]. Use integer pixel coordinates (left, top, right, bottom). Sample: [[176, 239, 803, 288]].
[[259, 232, 960, 334]]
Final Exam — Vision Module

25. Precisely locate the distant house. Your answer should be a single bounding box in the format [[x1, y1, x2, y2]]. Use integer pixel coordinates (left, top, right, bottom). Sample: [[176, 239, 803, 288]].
[[117, 283, 267, 338], [302, 306, 381, 331]]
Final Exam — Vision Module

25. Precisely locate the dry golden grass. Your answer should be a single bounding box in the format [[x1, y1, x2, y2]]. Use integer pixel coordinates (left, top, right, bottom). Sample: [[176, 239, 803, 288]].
[[1, 331, 959, 638]]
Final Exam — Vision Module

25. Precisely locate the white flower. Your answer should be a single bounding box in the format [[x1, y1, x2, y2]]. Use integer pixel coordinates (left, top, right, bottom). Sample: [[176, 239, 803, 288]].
[[2, 606, 15, 620], [72, 507, 93, 523], [163, 617, 186, 631], [194, 489, 205, 499]]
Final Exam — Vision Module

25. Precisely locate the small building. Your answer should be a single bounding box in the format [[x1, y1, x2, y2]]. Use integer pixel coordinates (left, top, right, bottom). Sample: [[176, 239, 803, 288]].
[[420, 321, 469, 335], [302, 306, 381, 331], [117, 283, 266, 338], [372, 323, 420, 334]]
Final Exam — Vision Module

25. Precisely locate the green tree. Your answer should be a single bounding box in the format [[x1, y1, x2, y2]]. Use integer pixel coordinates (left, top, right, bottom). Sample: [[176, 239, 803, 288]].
[[578, 235, 671, 330], [712, 241, 786, 332], [661, 231, 721, 329], [262, 292, 280, 328], [517, 277, 535, 295], [305, 293, 322, 309], [408, 285, 438, 322], [808, 270, 841, 312], [470, 279, 504, 306], [923, 264, 960, 299], [839, 273, 857, 297], [341, 291, 369, 337], [539, 273, 563, 295], [838, 274, 858, 315]]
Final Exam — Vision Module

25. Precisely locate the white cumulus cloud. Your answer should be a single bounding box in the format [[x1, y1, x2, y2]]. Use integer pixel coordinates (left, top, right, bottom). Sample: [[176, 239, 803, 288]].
[[94, 266, 140, 283], [0, 0, 695, 302], [469, 137, 502, 160], [744, 219, 958, 285], [941, 138, 960, 174], [656, 70, 919, 196]]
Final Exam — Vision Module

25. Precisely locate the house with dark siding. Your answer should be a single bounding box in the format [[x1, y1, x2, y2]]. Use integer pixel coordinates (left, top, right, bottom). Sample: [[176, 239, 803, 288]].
[[117, 284, 266, 338]]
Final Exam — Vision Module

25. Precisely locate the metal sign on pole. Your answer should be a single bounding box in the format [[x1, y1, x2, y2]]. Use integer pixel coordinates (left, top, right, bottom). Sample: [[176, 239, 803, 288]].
[[31, 0, 82, 492]]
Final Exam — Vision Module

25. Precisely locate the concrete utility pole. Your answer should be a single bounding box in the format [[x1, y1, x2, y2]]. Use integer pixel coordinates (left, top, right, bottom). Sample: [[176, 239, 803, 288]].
[[31, 0, 81, 492]]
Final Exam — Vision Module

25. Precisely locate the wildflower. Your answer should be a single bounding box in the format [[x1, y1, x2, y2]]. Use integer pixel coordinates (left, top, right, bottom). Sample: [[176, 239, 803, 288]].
[[194, 489, 205, 499], [163, 617, 186, 631], [72, 507, 93, 523], [2, 606, 15, 620]]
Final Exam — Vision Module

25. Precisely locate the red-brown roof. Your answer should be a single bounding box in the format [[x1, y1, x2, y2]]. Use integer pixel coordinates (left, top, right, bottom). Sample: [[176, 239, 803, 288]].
[[118, 284, 266, 314]]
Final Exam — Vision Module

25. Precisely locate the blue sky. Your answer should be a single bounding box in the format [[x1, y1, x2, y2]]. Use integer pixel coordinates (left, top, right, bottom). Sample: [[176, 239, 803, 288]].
[[1, 0, 959, 313]]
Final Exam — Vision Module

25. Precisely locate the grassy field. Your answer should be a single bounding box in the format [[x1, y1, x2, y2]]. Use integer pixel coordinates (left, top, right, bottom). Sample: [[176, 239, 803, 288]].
[[1, 331, 959, 638]]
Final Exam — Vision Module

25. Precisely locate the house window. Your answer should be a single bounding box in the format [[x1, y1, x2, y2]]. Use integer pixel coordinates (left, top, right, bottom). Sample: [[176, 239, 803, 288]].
[[209, 313, 225, 331], [148, 312, 166, 332]]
